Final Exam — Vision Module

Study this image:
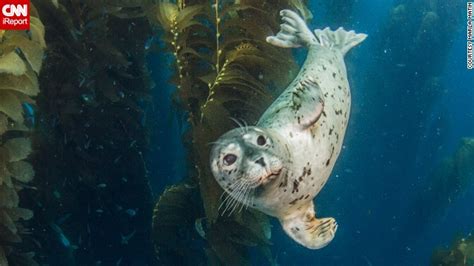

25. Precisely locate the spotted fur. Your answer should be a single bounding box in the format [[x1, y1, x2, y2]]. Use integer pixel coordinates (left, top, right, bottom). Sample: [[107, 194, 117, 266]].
[[210, 9, 366, 249]]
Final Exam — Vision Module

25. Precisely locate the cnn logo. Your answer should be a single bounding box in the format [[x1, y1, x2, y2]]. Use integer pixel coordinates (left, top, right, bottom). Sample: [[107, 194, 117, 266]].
[[2, 4, 28, 17], [0, 0, 30, 30]]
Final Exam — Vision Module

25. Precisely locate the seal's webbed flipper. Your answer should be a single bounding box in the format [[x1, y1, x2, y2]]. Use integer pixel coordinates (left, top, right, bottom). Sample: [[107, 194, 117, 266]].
[[267, 9, 367, 56], [314, 27, 367, 56], [280, 201, 337, 249], [266, 9, 317, 48]]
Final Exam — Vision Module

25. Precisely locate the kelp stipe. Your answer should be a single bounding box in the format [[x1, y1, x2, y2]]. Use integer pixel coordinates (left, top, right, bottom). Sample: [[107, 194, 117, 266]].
[[0, 4, 45, 265], [149, 0, 309, 264]]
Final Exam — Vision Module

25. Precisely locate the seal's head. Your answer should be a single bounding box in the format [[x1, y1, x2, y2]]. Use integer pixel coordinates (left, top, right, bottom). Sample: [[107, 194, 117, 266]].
[[210, 126, 288, 194]]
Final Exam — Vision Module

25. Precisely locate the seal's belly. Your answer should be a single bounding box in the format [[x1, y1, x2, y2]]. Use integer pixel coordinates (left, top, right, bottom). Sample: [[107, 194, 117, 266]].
[[279, 130, 335, 202], [256, 52, 351, 216]]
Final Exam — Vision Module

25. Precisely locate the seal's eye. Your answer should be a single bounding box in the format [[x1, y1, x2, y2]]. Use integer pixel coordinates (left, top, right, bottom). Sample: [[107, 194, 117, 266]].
[[257, 135, 266, 146], [223, 154, 237, 166]]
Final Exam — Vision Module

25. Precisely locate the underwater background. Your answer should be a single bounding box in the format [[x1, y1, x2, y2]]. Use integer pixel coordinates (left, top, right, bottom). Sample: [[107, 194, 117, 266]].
[[0, 0, 473, 265]]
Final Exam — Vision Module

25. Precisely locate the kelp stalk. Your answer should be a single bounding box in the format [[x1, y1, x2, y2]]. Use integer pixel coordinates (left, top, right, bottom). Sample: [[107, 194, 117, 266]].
[[214, 0, 221, 73]]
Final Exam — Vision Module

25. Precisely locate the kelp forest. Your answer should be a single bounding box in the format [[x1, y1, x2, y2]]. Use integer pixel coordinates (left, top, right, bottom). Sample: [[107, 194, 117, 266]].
[[0, 0, 306, 265], [0, 0, 472, 265]]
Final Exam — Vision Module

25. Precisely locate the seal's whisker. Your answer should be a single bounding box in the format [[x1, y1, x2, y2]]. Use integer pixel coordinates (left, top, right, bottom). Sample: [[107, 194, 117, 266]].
[[237, 183, 250, 212], [221, 188, 238, 215], [242, 184, 253, 211], [219, 176, 260, 216], [232, 179, 250, 215], [240, 179, 256, 212], [219, 181, 244, 216], [245, 187, 255, 210], [237, 118, 250, 134], [229, 117, 244, 128], [208, 141, 227, 146], [221, 194, 236, 216], [218, 191, 231, 212], [231, 191, 242, 215], [231, 182, 247, 215], [219, 189, 227, 200], [223, 180, 246, 215], [226, 196, 239, 216], [223, 197, 237, 216], [229, 117, 247, 134]]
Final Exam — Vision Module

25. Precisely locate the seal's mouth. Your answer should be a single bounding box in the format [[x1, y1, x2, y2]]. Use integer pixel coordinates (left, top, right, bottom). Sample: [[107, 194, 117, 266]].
[[268, 168, 282, 178], [258, 167, 282, 186]]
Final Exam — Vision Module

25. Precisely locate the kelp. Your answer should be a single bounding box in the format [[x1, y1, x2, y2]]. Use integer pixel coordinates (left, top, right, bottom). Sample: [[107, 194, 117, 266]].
[[149, 0, 304, 264], [152, 180, 206, 265], [400, 138, 474, 247], [432, 232, 474, 266], [27, 0, 155, 264], [425, 137, 474, 205], [0, 4, 45, 265]]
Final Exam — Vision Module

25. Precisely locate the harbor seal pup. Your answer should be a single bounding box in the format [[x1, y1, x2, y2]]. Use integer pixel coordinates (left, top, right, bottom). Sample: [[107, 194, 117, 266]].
[[210, 9, 367, 249]]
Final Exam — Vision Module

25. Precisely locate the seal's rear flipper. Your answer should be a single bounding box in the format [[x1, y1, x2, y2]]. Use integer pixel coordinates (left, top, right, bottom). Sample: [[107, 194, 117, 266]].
[[280, 201, 338, 249], [314, 27, 367, 56]]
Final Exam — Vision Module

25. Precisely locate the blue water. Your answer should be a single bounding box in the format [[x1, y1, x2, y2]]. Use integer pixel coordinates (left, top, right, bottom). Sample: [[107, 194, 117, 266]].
[[150, 0, 474, 265]]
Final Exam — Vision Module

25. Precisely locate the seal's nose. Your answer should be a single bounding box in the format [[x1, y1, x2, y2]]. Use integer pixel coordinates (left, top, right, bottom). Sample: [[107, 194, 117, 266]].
[[255, 157, 266, 167]]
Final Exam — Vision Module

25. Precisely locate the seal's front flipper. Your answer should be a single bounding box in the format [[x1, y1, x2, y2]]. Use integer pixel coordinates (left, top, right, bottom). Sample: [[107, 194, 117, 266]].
[[258, 76, 324, 130], [280, 201, 338, 249], [290, 77, 324, 129], [266, 9, 317, 48]]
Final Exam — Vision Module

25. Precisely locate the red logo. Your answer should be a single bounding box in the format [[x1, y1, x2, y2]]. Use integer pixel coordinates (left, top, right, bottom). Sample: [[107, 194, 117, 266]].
[[0, 0, 30, 30]]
